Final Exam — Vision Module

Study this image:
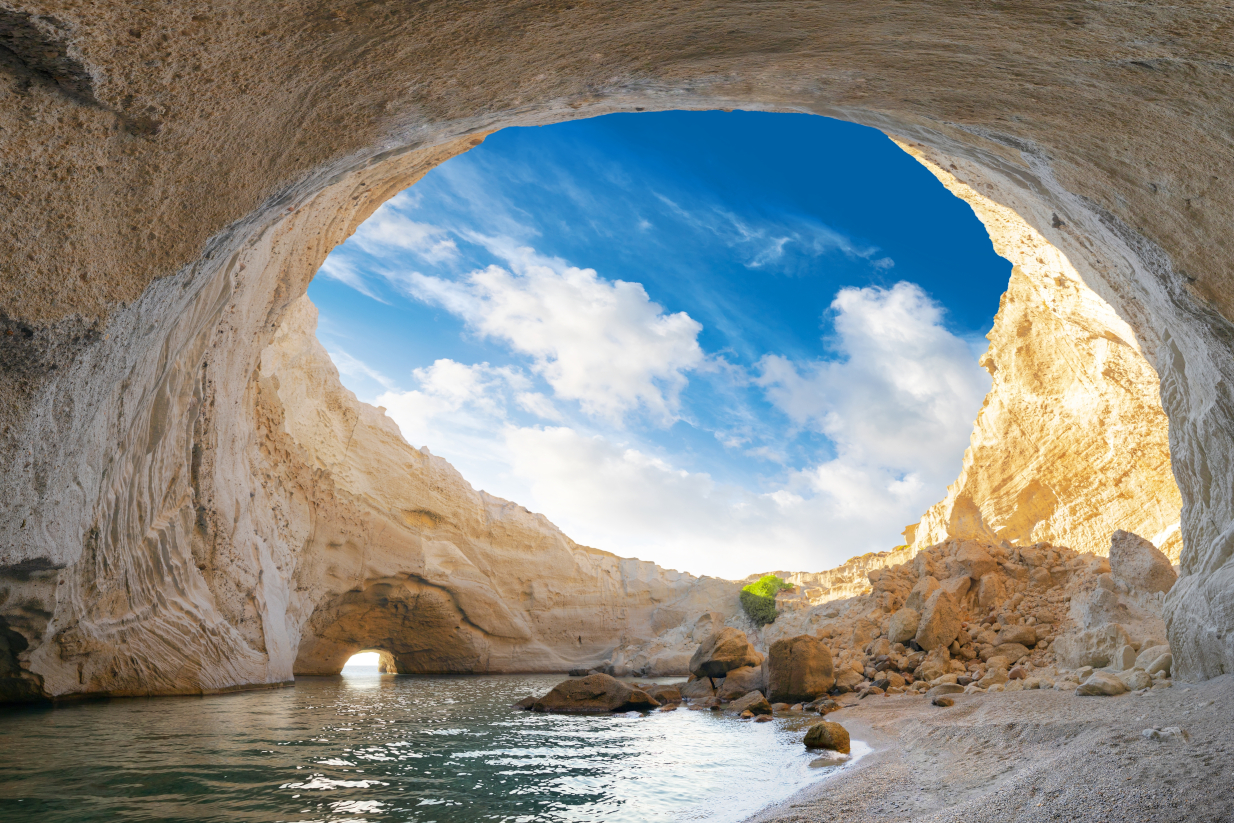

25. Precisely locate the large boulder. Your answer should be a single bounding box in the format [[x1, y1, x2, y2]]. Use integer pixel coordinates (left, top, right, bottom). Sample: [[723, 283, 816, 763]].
[[531, 674, 661, 714], [948, 542, 998, 581], [1054, 623, 1134, 669], [726, 690, 773, 715], [977, 573, 1006, 609], [996, 625, 1038, 647], [803, 720, 851, 753], [1076, 671, 1129, 696], [646, 685, 682, 704], [887, 608, 920, 644], [680, 676, 716, 699], [766, 635, 836, 703], [915, 589, 961, 651], [905, 576, 941, 612], [1110, 530, 1178, 594], [940, 575, 972, 600], [716, 665, 766, 700], [689, 628, 764, 678]]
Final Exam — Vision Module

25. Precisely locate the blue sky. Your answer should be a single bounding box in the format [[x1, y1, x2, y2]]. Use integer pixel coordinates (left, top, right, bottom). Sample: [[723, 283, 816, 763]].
[[307, 111, 1010, 579]]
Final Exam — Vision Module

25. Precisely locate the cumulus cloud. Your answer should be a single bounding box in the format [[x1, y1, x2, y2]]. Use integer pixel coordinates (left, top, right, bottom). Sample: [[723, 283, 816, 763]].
[[352, 205, 459, 264], [404, 242, 706, 422]]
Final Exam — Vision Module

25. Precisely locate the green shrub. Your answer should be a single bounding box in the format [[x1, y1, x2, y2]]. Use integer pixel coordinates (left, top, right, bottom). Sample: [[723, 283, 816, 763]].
[[740, 575, 792, 625]]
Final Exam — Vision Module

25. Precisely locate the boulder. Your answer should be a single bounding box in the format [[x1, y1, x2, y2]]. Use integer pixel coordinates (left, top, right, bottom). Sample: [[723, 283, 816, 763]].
[[996, 625, 1038, 647], [977, 573, 1006, 609], [926, 683, 964, 699], [949, 542, 999, 581], [726, 690, 772, 716], [766, 635, 836, 703], [932, 696, 956, 707], [940, 575, 972, 600], [915, 590, 961, 651], [1109, 530, 1177, 594], [916, 645, 952, 681], [1117, 669, 1153, 690], [834, 668, 864, 691], [1135, 644, 1171, 669], [1054, 623, 1134, 669], [850, 617, 877, 647], [905, 576, 940, 612], [1076, 671, 1129, 696], [689, 628, 764, 678], [1146, 653, 1173, 677], [647, 685, 682, 704], [717, 665, 765, 700], [680, 676, 716, 699], [990, 643, 1031, 663], [531, 674, 661, 713], [803, 720, 851, 753], [1110, 644, 1138, 671], [513, 695, 537, 710], [888, 608, 920, 644]]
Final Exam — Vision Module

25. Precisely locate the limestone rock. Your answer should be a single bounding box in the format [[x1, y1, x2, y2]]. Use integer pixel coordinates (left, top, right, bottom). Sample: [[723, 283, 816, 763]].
[[1110, 530, 1178, 595], [905, 577, 941, 612], [1054, 624, 1134, 669], [948, 543, 998, 581], [996, 625, 1038, 648], [690, 629, 764, 679], [766, 635, 835, 704], [887, 608, 920, 645], [915, 590, 961, 651], [646, 685, 682, 705], [803, 721, 851, 754], [716, 665, 765, 700], [680, 677, 716, 700], [1076, 671, 1129, 696], [532, 674, 660, 713], [977, 574, 1006, 609], [1117, 669, 1153, 691], [926, 683, 964, 699], [1135, 644, 1171, 669], [726, 691, 772, 716]]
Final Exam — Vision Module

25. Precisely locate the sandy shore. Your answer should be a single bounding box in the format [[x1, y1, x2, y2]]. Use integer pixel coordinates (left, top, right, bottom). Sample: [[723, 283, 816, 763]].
[[746, 675, 1234, 822]]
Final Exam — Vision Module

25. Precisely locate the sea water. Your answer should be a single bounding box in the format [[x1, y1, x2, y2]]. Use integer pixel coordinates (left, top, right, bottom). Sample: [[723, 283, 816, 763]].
[[0, 670, 857, 823]]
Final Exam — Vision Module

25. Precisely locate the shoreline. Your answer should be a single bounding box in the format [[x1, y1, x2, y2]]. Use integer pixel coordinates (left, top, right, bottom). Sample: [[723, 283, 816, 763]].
[[742, 675, 1234, 823]]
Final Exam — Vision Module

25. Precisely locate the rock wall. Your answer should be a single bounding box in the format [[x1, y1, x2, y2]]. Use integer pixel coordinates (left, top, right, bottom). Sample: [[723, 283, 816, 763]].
[[897, 144, 1183, 562], [4, 1, 1234, 692]]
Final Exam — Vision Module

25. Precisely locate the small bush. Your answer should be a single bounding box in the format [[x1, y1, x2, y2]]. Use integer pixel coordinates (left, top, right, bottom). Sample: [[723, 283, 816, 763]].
[[740, 575, 792, 625]]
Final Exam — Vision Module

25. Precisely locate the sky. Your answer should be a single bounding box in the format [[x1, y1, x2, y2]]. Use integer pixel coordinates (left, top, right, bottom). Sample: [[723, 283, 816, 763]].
[[307, 110, 1011, 580]]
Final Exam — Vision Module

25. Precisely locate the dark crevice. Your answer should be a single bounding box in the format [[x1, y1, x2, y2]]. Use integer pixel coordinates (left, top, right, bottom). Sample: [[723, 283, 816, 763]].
[[0, 7, 96, 105]]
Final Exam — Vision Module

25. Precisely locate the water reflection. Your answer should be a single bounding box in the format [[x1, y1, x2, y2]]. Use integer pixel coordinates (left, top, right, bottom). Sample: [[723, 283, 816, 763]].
[[0, 672, 853, 823]]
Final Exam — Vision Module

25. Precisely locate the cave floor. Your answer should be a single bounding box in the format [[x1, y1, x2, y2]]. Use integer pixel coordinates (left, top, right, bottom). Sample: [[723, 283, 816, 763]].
[[747, 675, 1234, 823]]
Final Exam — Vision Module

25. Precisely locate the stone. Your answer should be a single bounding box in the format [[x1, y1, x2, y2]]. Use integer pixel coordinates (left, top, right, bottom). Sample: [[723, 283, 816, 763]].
[[850, 618, 877, 648], [834, 669, 864, 691], [916, 646, 952, 682], [754, 714, 774, 723], [1076, 671, 1129, 696], [939, 575, 972, 600], [726, 691, 773, 716], [1135, 644, 1171, 670], [926, 683, 964, 699], [680, 677, 716, 700], [647, 685, 682, 704], [513, 695, 537, 710], [948, 543, 998, 581], [689, 628, 764, 679], [905, 577, 941, 612], [915, 590, 962, 652], [1008, 666, 1027, 680], [1146, 653, 1173, 677], [977, 574, 1006, 609], [1109, 530, 1178, 594], [978, 669, 1009, 688], [991, 643, 1031, 663], [658, 704, 678, 712], [531, 674, 661, 713], [771, 702, 791, 712], [1117, 669, 1153, 691], [803, 721, 851, 753], [932, 696, 956, 707], [766, 635, 835, 703], [716, 665, 765, 700], [1054, 624, 1135, 669], [1110, 644, 1138, 672], [996, 625, 1038, 648], [888, 608, 921, 644]]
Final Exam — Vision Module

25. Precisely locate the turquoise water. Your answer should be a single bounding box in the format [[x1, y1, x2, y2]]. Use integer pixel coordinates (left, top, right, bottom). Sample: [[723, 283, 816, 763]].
[[0, 670, 852, 823]]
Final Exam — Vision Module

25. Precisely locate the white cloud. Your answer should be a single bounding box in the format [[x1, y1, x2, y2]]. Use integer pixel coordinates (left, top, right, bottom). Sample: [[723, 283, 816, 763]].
[[404, 241, 706, 422], [325, 347, 395, 390], [318, 257, 386, 302], [352, 205, 459, 264]]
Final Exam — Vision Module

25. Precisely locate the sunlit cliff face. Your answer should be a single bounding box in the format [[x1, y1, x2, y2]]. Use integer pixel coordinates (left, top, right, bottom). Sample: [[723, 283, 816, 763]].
[[2, 1, 1232, 699]]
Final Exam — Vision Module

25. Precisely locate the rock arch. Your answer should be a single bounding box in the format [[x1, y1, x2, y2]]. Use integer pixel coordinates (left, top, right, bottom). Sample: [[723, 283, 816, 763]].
[[2, 2, 1233, 699]]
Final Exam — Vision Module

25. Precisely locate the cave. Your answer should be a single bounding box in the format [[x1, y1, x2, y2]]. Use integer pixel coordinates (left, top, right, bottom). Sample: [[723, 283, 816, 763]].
[[1, 0, 1231, 705]]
